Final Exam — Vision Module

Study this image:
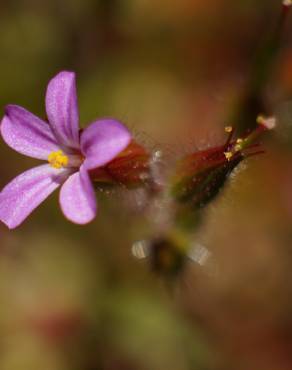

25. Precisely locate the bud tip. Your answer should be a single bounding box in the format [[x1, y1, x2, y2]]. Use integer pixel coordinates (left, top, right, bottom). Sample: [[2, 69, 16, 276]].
[[256, 115, 276, 130], [283, 0, 292, 7]]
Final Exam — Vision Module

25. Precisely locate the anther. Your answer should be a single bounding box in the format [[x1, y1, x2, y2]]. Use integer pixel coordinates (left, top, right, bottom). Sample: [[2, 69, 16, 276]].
[[224, 151, 233, 161], [48, 150, 69, 169], [234, 138, 244, 152]]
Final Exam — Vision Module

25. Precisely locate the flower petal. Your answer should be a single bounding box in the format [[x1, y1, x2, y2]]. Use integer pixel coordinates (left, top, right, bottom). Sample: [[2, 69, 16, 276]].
[[0, 164, 69, 229], [59, 165, 97, 224], [45, 71, 80, 149], [1, 105, 59, 160], [81, 119, 131, 170]]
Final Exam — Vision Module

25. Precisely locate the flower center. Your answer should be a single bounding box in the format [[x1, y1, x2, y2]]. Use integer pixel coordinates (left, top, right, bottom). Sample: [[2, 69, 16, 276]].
[[48, 150, 69, 169]]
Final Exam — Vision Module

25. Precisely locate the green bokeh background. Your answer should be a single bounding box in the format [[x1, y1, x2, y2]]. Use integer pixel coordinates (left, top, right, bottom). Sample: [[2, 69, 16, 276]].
[[0, 1, 292, 369]]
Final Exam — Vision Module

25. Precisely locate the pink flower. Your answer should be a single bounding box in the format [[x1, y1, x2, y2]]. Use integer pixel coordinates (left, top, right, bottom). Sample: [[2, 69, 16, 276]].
[[0, 71, 131, 228]]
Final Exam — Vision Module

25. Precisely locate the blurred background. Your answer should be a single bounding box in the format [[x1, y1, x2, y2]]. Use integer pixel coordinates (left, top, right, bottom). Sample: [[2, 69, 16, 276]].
[[0, 0, 292, 369]]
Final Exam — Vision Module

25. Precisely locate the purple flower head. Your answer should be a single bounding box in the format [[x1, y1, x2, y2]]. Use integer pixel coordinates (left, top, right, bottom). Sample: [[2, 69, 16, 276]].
[[0, 71, 131, 228]]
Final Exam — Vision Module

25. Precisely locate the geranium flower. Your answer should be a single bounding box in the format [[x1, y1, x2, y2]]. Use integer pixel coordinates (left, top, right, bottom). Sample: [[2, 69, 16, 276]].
[[0, 71, 131, 228]]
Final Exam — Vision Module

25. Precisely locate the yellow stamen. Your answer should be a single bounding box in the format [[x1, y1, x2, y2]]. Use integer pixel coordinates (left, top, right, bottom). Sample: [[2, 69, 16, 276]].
[[256, 115, 265, 125], [225, 126, 233, 133], [224, 151, 233, 161], [48, 150, 68, 169], [234, 138, 243, 152]]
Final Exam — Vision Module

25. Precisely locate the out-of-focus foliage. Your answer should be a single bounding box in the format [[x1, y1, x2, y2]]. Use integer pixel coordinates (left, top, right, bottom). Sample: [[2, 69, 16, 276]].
[[0, 1, 292, 369]]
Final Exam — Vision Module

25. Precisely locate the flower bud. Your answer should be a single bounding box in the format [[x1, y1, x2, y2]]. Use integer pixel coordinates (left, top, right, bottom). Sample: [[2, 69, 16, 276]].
[[149, 237, 186, 276], [171, 118, 275, 210], [89, 140, 152, 188]]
